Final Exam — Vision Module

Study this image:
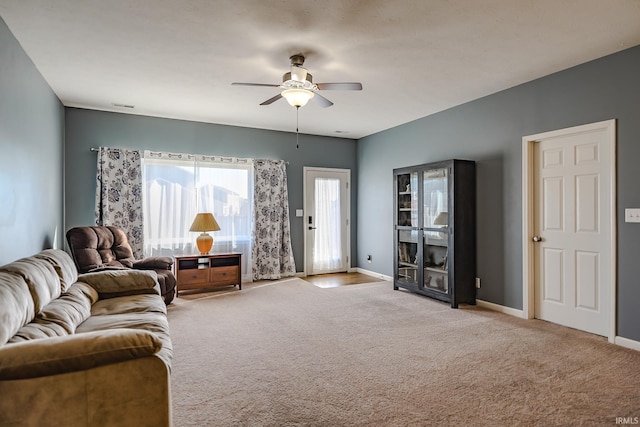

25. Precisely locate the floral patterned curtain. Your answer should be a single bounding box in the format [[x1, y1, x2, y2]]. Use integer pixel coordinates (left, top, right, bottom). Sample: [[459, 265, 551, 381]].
[[252, 159, 296, 280], [95, 147, 144, 258]]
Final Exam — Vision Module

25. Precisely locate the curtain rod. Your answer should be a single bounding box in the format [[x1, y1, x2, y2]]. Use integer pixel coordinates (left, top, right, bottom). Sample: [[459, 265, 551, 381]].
[[91, 147, 120, 152], [91, 147, 289, 164]]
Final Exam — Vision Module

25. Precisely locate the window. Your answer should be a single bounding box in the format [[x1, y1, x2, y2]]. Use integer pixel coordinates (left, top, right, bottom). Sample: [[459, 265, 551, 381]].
[[142, 153, 253, 280]]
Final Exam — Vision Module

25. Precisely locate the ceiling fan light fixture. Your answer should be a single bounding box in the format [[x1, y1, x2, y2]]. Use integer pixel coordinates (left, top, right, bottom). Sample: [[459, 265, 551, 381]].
[[232, 53, 361, 108], [290, 66, 308, 83], [281, 88, 314, 107]]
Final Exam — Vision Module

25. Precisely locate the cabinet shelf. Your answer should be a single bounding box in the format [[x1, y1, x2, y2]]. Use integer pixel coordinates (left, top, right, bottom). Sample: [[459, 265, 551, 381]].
[[393, 159, 476, 308], [424, 227, 448, 233], [399, 261, 418, 267], [424, 239, 448, 247]]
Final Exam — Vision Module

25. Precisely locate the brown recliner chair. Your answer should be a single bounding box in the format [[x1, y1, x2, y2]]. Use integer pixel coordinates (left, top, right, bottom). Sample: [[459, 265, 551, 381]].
[[66, 226, 176, 304]]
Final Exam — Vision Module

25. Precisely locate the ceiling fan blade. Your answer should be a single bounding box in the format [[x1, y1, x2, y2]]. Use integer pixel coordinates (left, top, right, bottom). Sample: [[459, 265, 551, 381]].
[[260, 93, 283, 106], [232, 82, 280, 88], [311, 92, 334, 108], [316, 82, 363, 91]]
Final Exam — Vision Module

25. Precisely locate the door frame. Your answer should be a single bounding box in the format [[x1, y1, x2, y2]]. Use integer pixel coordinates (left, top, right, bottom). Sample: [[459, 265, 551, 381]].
[[303, 167, 351, 277], [521, 119, 617, 343]]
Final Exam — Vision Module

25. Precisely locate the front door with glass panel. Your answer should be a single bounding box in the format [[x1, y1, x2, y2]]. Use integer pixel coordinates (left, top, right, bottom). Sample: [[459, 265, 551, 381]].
[[304, 168, 350, 276]]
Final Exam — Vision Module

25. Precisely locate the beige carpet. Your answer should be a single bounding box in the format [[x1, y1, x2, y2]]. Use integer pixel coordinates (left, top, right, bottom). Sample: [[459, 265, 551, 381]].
[[167, 278, 640, 426]]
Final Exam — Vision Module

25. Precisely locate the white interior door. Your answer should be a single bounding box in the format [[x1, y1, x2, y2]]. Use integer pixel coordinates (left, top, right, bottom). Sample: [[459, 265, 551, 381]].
[[528, 121, 615, 337], [304, 168, 350, 276]]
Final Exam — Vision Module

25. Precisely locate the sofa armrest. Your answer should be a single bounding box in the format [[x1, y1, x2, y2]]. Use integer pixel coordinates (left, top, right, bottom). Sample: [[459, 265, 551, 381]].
[[0, 329, 162, 380], [133, 256, 174, 270], [78, 269, 160, 298]]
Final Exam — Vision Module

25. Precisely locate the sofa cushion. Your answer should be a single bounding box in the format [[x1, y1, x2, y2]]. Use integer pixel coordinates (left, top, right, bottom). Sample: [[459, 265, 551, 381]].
[[91, 293, 167, 317], [36, 249, 79, 292], [9, 282, 99, 343], [0, 256, 61, 313], [78, 269, 159, 297], [0, 329, 162, 380], [0, 272, 35, 346], [77, 309, 172, 368]]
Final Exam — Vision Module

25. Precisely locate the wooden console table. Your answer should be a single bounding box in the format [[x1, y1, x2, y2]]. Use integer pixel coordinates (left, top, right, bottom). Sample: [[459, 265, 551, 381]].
[[174, 253, 242, 296]]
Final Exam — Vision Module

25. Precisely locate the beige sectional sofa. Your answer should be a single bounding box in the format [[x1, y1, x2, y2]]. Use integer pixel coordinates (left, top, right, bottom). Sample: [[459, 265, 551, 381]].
[[0, 249, 173, 427]]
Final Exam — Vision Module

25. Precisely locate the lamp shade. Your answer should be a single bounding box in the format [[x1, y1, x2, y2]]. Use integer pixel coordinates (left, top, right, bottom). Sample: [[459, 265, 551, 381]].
[[189, 213, 220, 232], [281, 88, 314, 107], [433, 211, 448, 226]]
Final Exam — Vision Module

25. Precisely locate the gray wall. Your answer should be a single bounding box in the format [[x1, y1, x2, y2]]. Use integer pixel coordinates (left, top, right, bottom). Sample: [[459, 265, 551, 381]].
[[64, 108, 358, 273], [0, 17, 64, 265], [357, 45, 640, 341]]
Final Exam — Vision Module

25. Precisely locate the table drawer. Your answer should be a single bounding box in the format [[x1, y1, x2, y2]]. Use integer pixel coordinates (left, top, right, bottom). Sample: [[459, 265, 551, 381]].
[[210, 266, 239, 285], [178, 268, 208, 284]]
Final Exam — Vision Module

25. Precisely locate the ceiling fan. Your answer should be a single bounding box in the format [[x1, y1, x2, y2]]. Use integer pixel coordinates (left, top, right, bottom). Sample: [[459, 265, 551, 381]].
[[232, 54, 362, 108]]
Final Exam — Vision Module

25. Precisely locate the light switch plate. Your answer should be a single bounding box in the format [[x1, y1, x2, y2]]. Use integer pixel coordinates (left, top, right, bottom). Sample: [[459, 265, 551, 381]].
[[625, 208, 640, 223], [295, 209, 303, 217]]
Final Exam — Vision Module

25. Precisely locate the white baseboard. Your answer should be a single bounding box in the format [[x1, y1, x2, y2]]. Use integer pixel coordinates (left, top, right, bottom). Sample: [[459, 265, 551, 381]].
[[352, 267, 393, 281], [615, 336, 640, 351], [476, 299, 525, 318]]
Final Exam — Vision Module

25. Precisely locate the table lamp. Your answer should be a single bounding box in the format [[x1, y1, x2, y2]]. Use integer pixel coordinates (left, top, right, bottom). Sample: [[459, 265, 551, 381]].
[[189, 213, 220, 255]]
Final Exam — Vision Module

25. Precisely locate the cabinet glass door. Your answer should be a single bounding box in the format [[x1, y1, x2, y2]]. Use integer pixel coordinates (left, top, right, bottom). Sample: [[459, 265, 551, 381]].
[[397, 172, 418, 227], [422, 167, 449, 293], [423, 168, 448, 231], [397, 229, 419, 284]]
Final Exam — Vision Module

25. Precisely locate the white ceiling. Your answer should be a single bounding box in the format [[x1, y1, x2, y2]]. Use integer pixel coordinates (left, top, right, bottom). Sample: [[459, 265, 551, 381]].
[[1, 1, 640, 139]]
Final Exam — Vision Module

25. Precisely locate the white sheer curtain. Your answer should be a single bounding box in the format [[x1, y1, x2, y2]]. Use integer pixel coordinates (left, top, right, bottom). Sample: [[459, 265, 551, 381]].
[[142, 151, 254, 281], [313, 177, 342, 271]]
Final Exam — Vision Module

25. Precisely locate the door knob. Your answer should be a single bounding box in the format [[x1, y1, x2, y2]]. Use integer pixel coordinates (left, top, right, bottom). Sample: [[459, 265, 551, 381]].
[[308, 226, 317, 230], [532, 236, 542, 242]]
